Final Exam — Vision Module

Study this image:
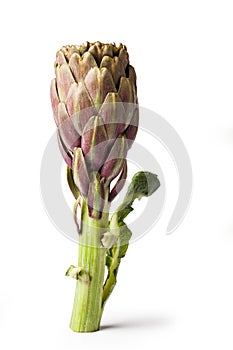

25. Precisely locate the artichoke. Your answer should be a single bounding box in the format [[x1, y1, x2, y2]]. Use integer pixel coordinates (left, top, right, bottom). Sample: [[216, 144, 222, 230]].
[[50, 42, 160, 333], [51, 42, 139, 217]]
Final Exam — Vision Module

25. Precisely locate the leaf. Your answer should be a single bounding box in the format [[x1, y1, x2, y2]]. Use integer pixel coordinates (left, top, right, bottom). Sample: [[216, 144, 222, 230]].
[[102, 171, 160, 308], [107, 171, 160, 263], [117, 171, 160, 221], [118, 223, 132, 259], [117, 205, 133, 222]]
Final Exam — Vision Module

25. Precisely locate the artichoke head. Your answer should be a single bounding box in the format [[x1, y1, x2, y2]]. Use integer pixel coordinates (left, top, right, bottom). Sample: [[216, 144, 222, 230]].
[[50, 42, 138, 215]]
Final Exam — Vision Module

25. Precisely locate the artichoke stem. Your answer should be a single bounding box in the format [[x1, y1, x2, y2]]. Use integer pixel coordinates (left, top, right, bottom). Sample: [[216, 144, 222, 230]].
[[70, 199, 109, 332]]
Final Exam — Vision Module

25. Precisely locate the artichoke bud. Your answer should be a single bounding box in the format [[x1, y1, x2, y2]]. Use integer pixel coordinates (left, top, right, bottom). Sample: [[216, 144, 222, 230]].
[[51, 42, 139, 204]]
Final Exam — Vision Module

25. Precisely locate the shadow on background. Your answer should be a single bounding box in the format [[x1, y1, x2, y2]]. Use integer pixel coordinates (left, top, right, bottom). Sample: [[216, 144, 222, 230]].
[[100, 314, 174, 331]]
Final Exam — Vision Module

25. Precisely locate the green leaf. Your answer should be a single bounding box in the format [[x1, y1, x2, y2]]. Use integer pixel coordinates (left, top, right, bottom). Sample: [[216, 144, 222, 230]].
[[126, 171, 160, 198], [117, 205, 133, 222], [108, 171, 160, 262], [105, 255, 114, 268], [117, 171, 160, 221], [102, 171, 160, 308], [118, 223, 132, 258]]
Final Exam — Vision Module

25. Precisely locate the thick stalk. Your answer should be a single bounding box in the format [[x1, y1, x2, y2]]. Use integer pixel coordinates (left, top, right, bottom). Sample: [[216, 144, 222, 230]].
[[70, 200, 109, 332]]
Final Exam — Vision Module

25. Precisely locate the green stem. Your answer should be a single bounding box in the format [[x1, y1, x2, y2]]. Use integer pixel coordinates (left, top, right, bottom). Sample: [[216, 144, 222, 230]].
[[70, 200, 109, 332]]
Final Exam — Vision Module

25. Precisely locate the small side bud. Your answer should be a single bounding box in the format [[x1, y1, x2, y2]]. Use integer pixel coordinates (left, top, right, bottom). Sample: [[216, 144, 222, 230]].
[[65, 265, 90, 283]]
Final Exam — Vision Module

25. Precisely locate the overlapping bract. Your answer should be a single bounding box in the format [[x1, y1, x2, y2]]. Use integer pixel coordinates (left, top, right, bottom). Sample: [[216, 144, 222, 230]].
[[50, 42, 138, 211]]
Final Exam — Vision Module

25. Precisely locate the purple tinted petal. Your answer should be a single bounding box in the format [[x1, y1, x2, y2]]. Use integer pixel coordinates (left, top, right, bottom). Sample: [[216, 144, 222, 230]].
[[73, 147, 90, 197], [57, 131, 72, 168], [69, 52, 81, 81], [56, 51, 67, 65], [81, 116, 108, 171], [58, 103, 81, 150], [101, 135, 127, 183], [118, 48, 129, 70], [109, 160, 127, 201], [56, 64, 75, 102], [100, 56, 125, 87], [124, 107, 139, 149], [66, 81, 97, 135], [50, 79, 60, 125], [99, 92, 126, 139]]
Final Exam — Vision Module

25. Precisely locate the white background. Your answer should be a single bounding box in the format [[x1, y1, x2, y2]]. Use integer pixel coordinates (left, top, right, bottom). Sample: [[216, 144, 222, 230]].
[[1, 0, 233, 349]]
